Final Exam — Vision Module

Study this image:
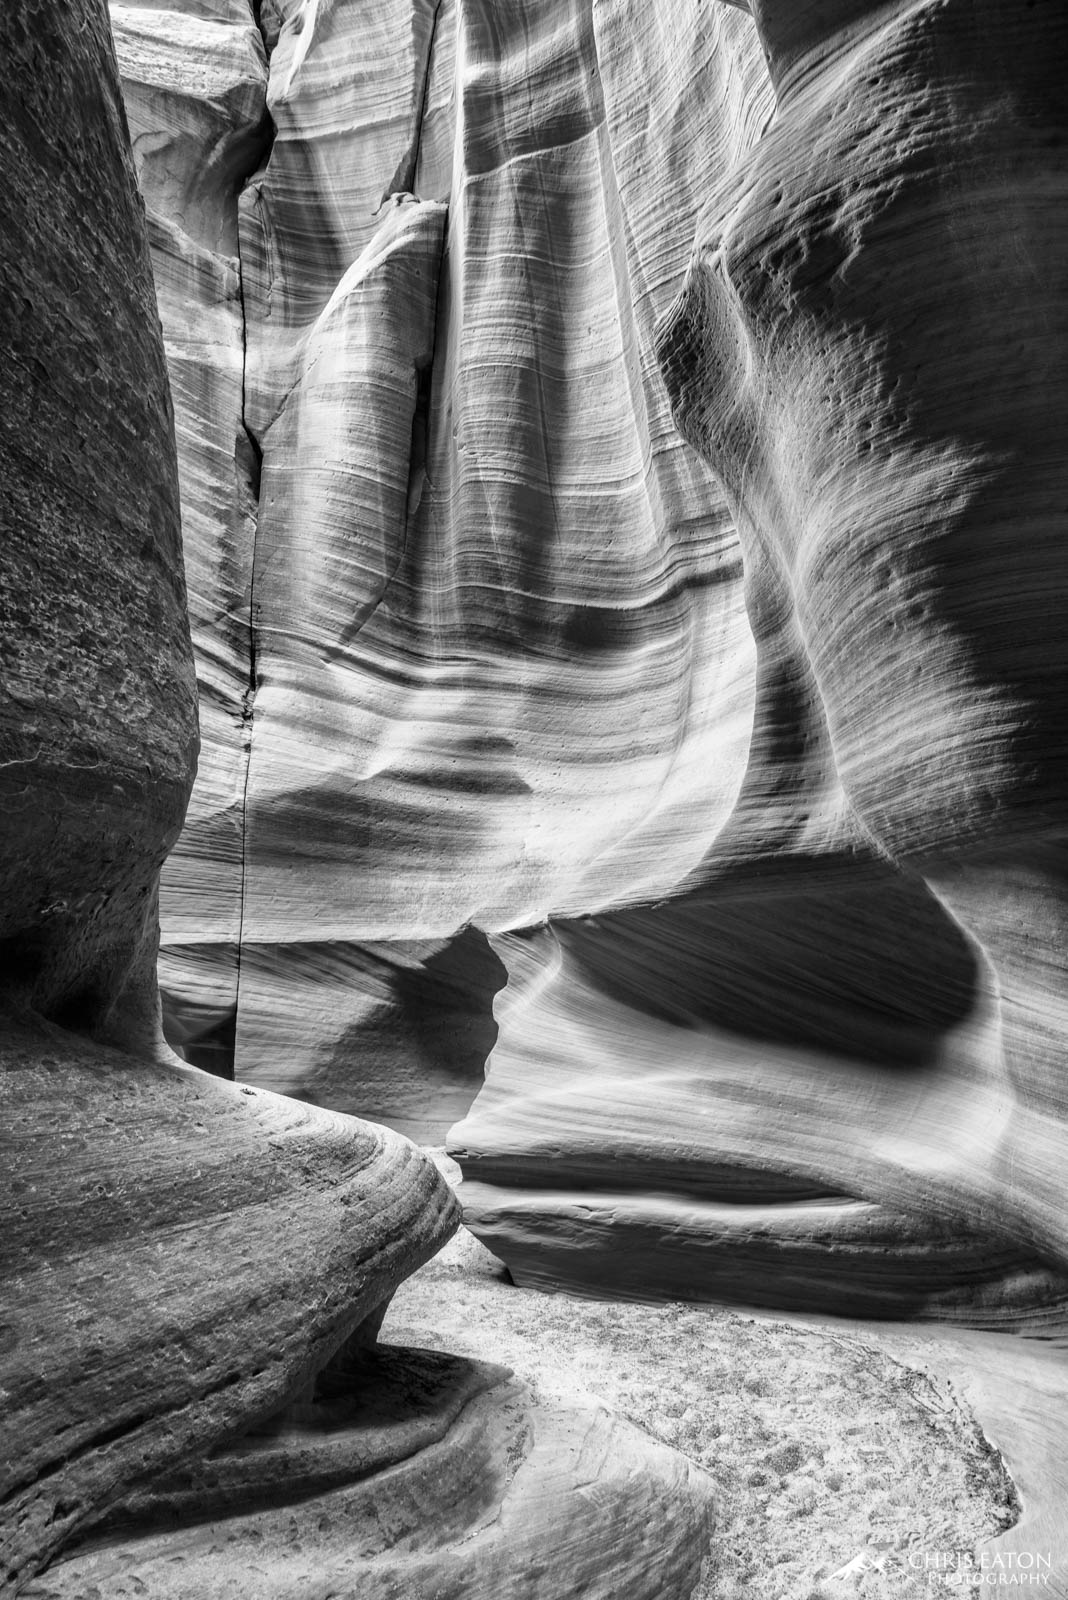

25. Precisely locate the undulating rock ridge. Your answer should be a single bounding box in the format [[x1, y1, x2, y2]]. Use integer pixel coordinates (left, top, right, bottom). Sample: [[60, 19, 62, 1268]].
[[1, 9, 717, 1598], [26, 1354, 714, 1600], [121, 0, 1068, 1320], [12, 1024, 712, 1600], [456, 0, 1068, 1318], [2, 1016, 456, 1589]]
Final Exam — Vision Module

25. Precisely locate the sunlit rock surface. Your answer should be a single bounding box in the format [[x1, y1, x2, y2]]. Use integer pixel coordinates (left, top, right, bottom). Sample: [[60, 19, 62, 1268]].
[[0, 3, 452, 1586], [122, 0, 1068, 1319], [1, 8, 716, 1598], [118, 0, 767, 1122], [458, 0, 1068, 1317]]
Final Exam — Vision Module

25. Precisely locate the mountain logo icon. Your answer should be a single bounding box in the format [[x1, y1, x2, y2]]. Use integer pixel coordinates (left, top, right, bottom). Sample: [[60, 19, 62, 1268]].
[[830, 1549, 892, 1579]]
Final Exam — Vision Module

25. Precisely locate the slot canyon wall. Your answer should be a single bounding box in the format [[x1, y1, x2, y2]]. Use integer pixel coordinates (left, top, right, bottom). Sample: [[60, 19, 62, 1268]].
[[1, 2, 718, 1595], [115, 0, 769, 1131], [0, 3, 456, 1584], [115, 0, 1068, 1321]]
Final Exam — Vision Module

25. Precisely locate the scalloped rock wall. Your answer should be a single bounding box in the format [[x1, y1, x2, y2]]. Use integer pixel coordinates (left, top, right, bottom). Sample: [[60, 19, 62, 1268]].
[[2, 10, 716, 1596], [118, 0, 1068, 1317], [114, 0, 770, 1135], [456, 0, 1068, 1318], [0, 7, 457, 1583]]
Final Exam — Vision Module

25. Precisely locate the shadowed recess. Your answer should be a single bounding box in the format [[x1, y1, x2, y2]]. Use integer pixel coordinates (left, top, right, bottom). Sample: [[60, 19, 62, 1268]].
[[555, 859, 979, 1067], [230, 927, 507, 1140]]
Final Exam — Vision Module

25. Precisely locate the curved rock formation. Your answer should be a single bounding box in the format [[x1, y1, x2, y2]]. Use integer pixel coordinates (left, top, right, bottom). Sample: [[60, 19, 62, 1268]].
[[118, 0, 1068, 1320], [26, 1360, 712, 1600], [119, 0, 769, 1125], [0, 1, 449, 1585], [1, 0, 197, 1049], [453, 0, 1068, 1320], [0, 6, 716, 1597], [655, 0, 1068, 1266], [2, 1019, 453, 1588]]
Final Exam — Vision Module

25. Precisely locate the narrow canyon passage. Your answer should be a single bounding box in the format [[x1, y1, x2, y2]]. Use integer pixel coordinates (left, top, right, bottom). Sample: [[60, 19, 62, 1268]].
[[2, 0, 1067, 1596]]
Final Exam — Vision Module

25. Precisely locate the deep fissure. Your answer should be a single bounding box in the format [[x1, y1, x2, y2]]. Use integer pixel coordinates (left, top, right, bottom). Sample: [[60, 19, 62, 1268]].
[[227, 4, 278, 1084]]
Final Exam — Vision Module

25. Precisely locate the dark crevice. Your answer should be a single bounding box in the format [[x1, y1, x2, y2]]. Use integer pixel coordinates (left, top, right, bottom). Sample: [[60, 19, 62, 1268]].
[[219, 8, 278, 1078], [176, 1006, 238, 1081], [159, 11, 276, 1076], [454, 1155, 854, 1205], [252, 0, 283, 59], [322, 211, 449, 665], [382, 0, 444, 201], [406, 355, 434, 516], [239, 414, 264, 503], [421, 213, 450, 486]]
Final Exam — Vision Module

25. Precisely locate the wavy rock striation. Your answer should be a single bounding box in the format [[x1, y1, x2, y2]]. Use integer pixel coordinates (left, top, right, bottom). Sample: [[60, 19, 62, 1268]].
[[2, 1017, 455, 1589], [26, 1355, 712, 1600], [120, 0, 769, 1131], [0, 3, 451, 1585], [456, 0, 1068, 1318], [121, 0, 1068, 1322], [1, 7, 716, 1598]]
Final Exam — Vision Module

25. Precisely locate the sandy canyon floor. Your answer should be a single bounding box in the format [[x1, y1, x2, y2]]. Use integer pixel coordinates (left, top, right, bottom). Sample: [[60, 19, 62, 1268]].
[[383, 1157, 1067, 1600]]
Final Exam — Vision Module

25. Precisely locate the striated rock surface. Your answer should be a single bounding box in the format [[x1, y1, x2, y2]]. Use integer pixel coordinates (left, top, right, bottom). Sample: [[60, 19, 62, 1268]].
[[1, 0, 197, 1046], [110, 0, 269, 1073], [0, 1, 451, 1585], [1, 1017, 454, 1588], [453, 0, 1068, 1319], [1, 8, 717, 1600], [119, 0, 1068, 1323], [118, 0, 769, 1121], [27, 1358, 713, 1600]]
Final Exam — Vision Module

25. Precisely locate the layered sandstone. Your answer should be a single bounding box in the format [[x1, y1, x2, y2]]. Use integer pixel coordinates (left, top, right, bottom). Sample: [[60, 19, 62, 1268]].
[[26, 1360, 712, 1600], [1, 0, 197, 1045], [2, 1018, 455, 1588], [0, 7, 717, 1597], [119, 0, 1068, 1324], [0, 3, 454, 1584], [110, 0, 268, 1071], [117, 0, 769, 1129], [455, 0, 1068, 1319]]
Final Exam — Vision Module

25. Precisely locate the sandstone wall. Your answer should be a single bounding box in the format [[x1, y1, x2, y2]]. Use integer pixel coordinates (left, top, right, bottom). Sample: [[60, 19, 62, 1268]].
[[2, 0, 197, 1046], [458, 0, 1068, 1318], [114, 0, 770, 1136], [0, 5, 454, 1582], [119, 0, 1068, 1320], [0, 10, 717, 1595]]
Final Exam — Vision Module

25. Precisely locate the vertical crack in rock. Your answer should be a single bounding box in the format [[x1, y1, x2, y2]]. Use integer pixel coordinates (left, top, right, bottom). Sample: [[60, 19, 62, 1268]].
[[253, 0, 284, 59], [317, 209, 450, 663], [382, 0, 445, 201], [211, 0, 454, 1094], [108, 0, 279, 1078], [403, 213, 448, 540], [232, 4, 278, 1070]]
